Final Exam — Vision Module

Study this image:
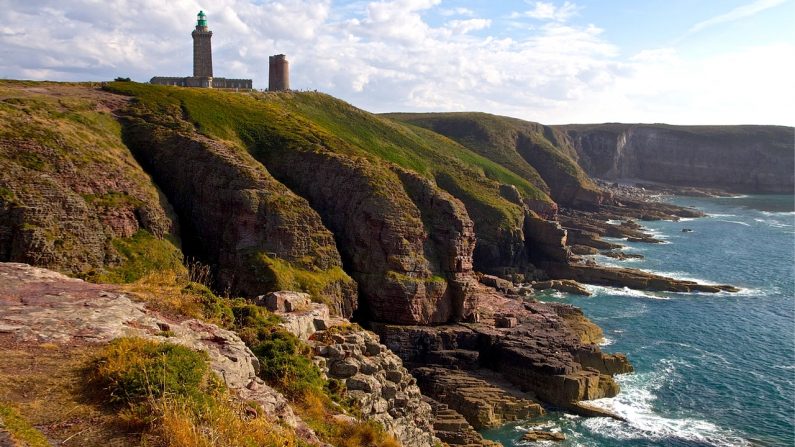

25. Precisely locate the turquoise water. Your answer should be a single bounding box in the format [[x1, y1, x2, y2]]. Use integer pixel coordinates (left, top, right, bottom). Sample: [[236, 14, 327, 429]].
[[482, 195, 795, 446]]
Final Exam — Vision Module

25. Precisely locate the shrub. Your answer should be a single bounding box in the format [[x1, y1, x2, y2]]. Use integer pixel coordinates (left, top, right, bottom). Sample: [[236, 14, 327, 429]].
[[90, 337, 218, 404], [250, 329, 325, 400]]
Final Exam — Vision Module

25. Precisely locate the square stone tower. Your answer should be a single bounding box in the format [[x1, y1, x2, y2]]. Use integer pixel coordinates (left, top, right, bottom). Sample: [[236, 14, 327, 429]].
[[192, 11, 213, 79], [269, 54, 290, 91]]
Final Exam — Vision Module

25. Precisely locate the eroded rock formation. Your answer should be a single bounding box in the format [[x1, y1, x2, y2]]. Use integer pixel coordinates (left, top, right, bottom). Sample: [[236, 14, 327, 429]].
[[559, 124, 795, 194], [119, 102, 358, 315]]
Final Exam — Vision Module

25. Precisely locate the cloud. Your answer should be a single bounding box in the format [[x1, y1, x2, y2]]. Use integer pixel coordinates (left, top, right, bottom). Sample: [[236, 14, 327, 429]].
[[440, 7, 475, 17], [446, 18, 491, 34], [511, 1, 579, 22], [0, 1, 791, 125], [686, 0, 788, 35]]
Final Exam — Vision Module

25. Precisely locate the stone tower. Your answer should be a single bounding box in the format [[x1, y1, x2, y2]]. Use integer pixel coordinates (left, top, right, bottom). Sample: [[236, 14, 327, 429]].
[[269, 54, 290, 91], [192, 11, 213, 81]]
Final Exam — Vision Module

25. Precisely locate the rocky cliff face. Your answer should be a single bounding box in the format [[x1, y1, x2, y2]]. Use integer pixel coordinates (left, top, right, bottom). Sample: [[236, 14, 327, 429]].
[[559, 124, 795, 193], [0, 83, 179, 279], [384, 112, 606, 209], [250, 135, 478, 325], [119, 101, 358, 316]]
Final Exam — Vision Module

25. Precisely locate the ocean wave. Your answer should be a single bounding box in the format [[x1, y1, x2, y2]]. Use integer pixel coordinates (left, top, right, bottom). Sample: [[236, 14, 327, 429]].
[[716, 219, 751, 227], [759, 210, 795, 216], [586, 285, 671, 300], [600, 336, 615, 347], [643, 270, 721, 286], [706, 213, 737, 218], [753, 218, 794, 229], [582, 360, 751, 446]]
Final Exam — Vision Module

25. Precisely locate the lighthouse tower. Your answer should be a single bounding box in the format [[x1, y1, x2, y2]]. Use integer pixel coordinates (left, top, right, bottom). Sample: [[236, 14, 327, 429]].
[[191, 11, 213, 86]]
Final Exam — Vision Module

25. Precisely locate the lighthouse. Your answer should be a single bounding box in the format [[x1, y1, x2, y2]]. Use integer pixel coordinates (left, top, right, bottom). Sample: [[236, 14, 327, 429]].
[[192, 11, 213, 85]]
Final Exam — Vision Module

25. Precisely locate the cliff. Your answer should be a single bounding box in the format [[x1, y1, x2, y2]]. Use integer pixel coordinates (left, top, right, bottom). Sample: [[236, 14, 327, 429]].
[[5, 79, 785, 446], [384, 112, 605, 210], [0, 82, 181, 281], [557, 123, 795, 194]]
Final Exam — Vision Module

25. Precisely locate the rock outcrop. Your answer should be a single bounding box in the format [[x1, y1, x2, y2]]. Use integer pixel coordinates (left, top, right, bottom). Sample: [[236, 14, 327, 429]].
[[371, 284, 633, 417], [0, 83, 179, 278], [559, 123, 795, 194], [119, 101, 358, 316], [250, 132, 478, 325], [0, 262, 317, 442], [311, 327, 439, 447]]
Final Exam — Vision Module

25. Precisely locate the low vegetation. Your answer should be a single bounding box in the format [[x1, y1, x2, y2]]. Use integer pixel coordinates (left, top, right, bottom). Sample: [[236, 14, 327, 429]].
[[89, 337, 295, 447], [105, 82, 547, 245], [123, 269, 399, 447], [0, 403, 50, 447], [385, 111, 601, 206]]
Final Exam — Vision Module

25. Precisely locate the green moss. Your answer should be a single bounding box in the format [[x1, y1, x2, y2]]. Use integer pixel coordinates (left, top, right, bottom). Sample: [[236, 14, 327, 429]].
[[0, 186, 15, 204], [252, 253, 350, 305], [82, 191, 144, 209], [96, 229, 184, 284], [0, 403, 50, 447]]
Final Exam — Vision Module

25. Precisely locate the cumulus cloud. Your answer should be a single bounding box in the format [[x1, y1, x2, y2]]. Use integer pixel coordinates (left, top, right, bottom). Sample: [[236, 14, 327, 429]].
[[0, 0, 791, 125], [511, 1, 579, 22], [446, 18, 491, 34]]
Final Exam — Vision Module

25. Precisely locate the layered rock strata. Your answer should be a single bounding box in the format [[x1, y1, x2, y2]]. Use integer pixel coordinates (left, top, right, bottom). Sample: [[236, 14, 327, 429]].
[[251, 140, 481, 325], [311, 328, 439, 447], [370, 284, 633, 423], [559, 123, 795, 194], [0, 84, 178, 276], [119, 103, 357, 315]]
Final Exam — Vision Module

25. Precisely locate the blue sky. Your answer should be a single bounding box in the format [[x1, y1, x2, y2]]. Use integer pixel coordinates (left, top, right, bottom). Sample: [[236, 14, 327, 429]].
[[1, 0, 793, 125]]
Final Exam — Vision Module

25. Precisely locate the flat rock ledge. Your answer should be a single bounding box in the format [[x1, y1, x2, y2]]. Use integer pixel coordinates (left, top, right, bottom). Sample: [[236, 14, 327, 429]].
[[0, 262, 322, 445]]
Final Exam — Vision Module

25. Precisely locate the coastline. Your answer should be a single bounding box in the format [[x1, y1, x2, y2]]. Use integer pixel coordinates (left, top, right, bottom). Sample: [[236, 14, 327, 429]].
[[480, 194, 795, 446]]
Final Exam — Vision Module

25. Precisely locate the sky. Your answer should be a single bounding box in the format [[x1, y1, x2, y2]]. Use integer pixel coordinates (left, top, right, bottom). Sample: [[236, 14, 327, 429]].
[[1, 0, 793, 125]]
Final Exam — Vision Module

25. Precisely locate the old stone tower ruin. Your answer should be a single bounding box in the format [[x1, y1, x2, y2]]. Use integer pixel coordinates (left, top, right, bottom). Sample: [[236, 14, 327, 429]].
[[269, 54, 290, 91], [150, 11, 252, 89]]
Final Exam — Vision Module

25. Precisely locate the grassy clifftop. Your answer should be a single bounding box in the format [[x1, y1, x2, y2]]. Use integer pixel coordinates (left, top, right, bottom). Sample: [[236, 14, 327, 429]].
[[384, 112, 604, 208], [0, 81, 182, 280], [107, 83, 552, 226]]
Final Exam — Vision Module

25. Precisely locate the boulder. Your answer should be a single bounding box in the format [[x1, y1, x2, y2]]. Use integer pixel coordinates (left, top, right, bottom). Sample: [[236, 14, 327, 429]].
[[260, 291, 311, 313], [521, 431, 565, 442]]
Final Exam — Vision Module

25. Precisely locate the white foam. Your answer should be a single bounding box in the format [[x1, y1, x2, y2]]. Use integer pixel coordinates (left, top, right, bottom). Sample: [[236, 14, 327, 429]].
[[754, 218, 793, 228], [644, 269, 721, 286], [707, 213, 737, 218], [586, 284, 671, 300], [716, 219, 751, 227], [582, 360, 751, 446], [600, 336, 614, 347]]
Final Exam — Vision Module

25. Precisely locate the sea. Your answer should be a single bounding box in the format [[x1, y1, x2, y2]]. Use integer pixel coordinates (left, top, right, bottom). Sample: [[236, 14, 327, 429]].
[[481, 195, 795, 447]]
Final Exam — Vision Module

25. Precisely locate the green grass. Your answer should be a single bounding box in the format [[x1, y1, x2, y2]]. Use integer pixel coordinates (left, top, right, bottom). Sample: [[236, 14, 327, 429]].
[[94, 230, 184, 284], [386, 111, 602, 206], [88, 336, 297, 446], [0, 186, 16, 204], [0, 403, 51, 447], [105, 82, 548, 240], [89, 337, 220, 405], [253, 253, 350, 305]]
